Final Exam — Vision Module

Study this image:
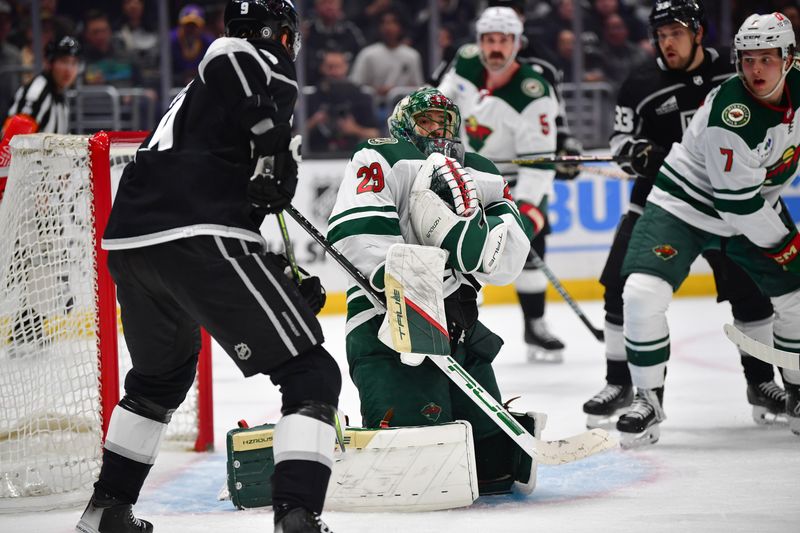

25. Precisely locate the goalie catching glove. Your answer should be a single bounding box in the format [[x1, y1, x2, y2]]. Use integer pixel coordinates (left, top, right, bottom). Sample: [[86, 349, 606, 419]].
[[412, 152, 478, 217]]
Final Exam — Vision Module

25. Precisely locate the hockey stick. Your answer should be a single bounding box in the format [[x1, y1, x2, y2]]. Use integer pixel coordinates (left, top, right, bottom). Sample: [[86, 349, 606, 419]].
[[284, 204, 617, 464], [276, 212, 302, 282], [528, 249, 604, 341], [495, 154, 630, 166], [723, 323, 800, 371]]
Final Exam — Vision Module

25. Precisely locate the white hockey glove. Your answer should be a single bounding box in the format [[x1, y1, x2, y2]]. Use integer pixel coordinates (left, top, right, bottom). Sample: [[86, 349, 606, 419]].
[[412, 152, 478, 217]]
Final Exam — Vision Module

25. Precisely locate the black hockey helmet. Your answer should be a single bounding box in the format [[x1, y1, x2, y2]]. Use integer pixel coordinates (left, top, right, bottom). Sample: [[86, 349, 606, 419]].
[[45, 35, 81, 61], [649, 0, 706, 34], [224, 0, 301, 61]]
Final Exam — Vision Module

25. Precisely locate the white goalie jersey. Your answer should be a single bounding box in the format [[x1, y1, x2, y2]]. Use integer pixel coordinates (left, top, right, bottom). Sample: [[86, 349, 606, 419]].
[[650, 66, 800, 249], [328, 138, 530, 332]]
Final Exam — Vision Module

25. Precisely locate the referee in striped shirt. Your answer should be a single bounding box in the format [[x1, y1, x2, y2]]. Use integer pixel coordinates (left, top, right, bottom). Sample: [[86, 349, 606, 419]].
[[4, 35, 80, 134]]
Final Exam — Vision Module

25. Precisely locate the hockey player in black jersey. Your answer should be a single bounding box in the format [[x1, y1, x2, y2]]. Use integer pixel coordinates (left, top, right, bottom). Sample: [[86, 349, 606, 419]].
[[582, 0, 786, 435], [76, 2, 341, 533]]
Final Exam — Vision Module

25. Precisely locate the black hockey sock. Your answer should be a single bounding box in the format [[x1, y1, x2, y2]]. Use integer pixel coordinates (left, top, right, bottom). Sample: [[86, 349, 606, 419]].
[[741, 354, 775, 384], [94, 449, 153, 505], [518, 291, 545, 320], [474, 431, 514, 494], [606, 359, 631, 386], [272, 460, 331, 515]]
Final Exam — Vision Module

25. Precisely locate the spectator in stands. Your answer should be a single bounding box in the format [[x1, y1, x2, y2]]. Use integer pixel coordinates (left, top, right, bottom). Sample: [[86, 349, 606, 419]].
[[588, 0, 650, 51], [203, 3, 226, 39], [83, 9, 137, 87], [0, 0, 21, 119], [170, 4, 213, 86], [306, 49, 380, 155], [537, 0, 592, 54], [113, 0, 159, 89], [599, 13, 649, 91], [18, 14, 56, 84], [783, 4, 800, 45], [349, 9, 424, 114], [553, 28, 604, 83], [303, 0, 366, 85]]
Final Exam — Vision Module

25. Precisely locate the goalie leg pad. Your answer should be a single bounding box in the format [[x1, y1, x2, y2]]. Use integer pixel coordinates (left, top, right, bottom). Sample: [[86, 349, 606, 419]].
[[226, 421, 479, 512]]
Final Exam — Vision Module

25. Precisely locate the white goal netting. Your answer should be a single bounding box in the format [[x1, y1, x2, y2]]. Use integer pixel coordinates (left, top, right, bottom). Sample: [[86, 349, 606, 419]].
[[0, 133, 208, 513]]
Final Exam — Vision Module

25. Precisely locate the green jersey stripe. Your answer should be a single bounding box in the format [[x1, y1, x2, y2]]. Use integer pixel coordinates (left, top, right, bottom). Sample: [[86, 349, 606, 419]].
[[328, 216, 402, 245], [655, 173, 722, 220], [713, 194, 765, 215], [328, 204, 397, 226]]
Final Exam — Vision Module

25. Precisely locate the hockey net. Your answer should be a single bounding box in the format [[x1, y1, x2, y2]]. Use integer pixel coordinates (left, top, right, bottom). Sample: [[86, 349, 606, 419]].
[[0, 132, 213, 513]]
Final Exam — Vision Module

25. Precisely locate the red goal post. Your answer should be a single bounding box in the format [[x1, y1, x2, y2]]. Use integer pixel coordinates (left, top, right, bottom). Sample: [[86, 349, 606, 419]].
[[0, 131, 213, 513]]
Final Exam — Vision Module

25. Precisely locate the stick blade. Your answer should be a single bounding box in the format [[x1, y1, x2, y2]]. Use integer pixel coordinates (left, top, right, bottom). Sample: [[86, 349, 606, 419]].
[[535, 428, 618, 465], [723, 323, 800, 371]]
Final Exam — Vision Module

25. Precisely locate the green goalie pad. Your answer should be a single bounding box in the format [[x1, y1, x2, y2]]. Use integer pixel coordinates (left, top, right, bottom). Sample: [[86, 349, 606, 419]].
[[225, 420, 478, 512]]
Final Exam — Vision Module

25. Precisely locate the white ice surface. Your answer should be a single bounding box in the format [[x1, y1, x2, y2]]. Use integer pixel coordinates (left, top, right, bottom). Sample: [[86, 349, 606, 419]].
[[2, 296, 799, 532]]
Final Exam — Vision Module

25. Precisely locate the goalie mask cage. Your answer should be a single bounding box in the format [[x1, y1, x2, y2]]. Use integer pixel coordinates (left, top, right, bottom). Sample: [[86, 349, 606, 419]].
[[0, 132, 213, 513]]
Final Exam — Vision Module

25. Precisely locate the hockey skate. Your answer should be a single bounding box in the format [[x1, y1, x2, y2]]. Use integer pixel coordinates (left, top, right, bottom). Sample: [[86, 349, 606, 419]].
[[274, 506, 333, 533], [582, 383, 633, 429], [75, 490, 153, 533], [786, 383, 800, 436], [746, 381, 787, 425], [524, 318, 565, 363], [616, 388, 665, 449]]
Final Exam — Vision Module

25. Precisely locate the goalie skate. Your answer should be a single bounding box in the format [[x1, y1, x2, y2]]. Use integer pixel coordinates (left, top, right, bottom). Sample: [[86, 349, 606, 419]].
[[582, 383, 633, 429], [617, 388, 664, 449], [525, 319, 564, 363], [747, 381, 787, 425]]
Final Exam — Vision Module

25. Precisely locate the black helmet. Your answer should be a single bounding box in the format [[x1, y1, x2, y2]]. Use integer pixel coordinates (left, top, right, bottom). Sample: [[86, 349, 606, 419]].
[[45, 35, 81, 61], [224, 0, 301, 61], [649, 0, 705, 34]]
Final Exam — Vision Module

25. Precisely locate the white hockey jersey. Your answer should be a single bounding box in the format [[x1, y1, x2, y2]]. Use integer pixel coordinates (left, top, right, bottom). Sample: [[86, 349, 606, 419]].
[[438, 44, 558, 206], [650, 63, 800, 249], [328, 138, 530, 333]]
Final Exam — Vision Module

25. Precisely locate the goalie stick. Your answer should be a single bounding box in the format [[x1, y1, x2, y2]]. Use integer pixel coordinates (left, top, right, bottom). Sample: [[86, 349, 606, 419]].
[[284, 204, 617, 465], [528, 249, 604, 341], [723, 323, 800, 371]]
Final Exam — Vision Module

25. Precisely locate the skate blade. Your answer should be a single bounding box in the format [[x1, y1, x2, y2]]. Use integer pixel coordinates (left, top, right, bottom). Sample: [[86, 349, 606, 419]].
[[619, 424, 660, 449], [526, 347, 564, 364], [751, 406, 788, 426], [790, 417, 800, 436], [585, 411, 627, 430]]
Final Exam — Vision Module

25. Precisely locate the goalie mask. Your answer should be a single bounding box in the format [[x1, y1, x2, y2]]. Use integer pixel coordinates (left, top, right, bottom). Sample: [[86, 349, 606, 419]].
[[734, 12, 796, 99], [388, 88, 465, 164], [224, 0, 301, 61]]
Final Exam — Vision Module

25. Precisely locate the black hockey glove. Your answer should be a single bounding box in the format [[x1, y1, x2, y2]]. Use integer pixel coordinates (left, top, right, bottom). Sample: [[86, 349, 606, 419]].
[[247, 136, 302, 216], [298, 276, 327, 315], [268, 251, 327, 314], [554, 134, 583, 180], [624, 139, 668, 179]]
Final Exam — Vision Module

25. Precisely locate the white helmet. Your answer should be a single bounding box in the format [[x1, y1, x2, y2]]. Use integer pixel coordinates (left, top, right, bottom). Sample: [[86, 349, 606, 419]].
[[735, 12, 795, 57], [476, 6, 522, 38], [734, 12, 796, 97], [475, 6, 522, 71]]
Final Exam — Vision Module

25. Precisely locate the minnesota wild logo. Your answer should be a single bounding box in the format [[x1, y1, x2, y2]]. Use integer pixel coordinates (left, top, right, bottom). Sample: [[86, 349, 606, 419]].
[[766, 144, 800, 185], [722, 103, 750, 128], [420, 402, 442, 422], [465, 116, 493, 151], [653, 244, 678, 260]]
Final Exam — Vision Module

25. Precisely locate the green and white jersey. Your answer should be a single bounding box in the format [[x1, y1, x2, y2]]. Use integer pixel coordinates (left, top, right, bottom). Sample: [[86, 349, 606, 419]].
[[438, 44, 558, 206], [328, 137, 530, 334], [651, 64, 800, 248]]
